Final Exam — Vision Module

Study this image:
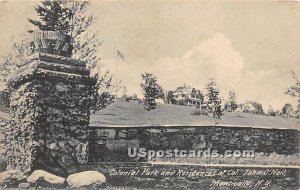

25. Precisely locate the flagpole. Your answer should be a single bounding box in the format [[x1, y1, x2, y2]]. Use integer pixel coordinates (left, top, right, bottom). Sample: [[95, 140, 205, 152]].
[[115, 51, 118, 99], [115, 50, 124, 99]]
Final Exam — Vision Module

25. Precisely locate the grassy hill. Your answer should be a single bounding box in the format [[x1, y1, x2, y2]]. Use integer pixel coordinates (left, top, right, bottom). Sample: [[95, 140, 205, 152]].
[[0, 98, 299, 130], [90, 99, 300, 129]]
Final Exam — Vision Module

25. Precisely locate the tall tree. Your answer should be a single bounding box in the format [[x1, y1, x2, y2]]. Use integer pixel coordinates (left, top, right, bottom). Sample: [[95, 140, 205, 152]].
[[285, 71, 300, 118], [206, 78, 223, 124], [141, 73, 163, 111]]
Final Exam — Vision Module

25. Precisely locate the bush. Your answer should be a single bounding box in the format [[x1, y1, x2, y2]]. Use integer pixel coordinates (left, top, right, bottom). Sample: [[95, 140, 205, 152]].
[[191, 108, 207, 116]]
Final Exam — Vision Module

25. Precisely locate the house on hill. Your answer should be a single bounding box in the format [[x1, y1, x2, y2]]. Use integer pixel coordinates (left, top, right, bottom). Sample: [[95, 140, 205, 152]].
[[241, 101, 264, 114], [173, 84, 202, 106]]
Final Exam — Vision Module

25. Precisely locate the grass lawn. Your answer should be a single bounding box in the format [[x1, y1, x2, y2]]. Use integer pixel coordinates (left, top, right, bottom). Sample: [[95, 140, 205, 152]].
[[90, 99, 300, 129]]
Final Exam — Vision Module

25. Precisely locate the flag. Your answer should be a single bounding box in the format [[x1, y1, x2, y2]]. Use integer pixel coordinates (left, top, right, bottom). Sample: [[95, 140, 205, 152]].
[[117, 50, 125, 61]]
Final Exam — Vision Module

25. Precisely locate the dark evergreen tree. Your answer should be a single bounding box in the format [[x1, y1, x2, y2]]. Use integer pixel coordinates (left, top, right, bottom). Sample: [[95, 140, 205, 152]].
[[206, 78, 223, 124], [141, 73, 163, 111], [28, 1, 73, 34]]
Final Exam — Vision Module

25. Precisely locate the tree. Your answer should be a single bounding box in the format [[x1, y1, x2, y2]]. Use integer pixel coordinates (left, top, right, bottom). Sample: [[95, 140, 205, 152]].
[[196, 90, 205, 106], [191, 88, 204, 105], [267, 105, 276, 116], [141, 73, 163, 111], [166, 90, 175, 104], [282, 103, 293, 116], [0, 35, 34, 109], [0, 37, 31, 87], [206, 78, 223, 124], [285, 71, 300, 118], [190, 89, 204, 109], [90, 72, 113, 113], [253, 102, 264, 114], [226, 90, 238, 112], [122, 86, 127, 97], [28, 1, 73, 35]]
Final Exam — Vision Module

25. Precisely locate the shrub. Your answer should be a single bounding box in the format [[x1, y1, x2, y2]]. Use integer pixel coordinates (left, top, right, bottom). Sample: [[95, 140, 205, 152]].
[[191, 108, 207, 116]]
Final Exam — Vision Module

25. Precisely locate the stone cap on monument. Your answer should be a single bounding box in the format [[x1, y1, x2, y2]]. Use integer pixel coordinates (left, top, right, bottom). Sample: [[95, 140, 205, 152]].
[[7, 31, 97, 88], [28, 31, 73, 57]]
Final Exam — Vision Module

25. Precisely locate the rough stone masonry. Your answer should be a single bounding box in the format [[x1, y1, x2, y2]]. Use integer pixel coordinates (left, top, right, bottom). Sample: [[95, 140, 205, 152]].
[[5, 31, 96, 175]]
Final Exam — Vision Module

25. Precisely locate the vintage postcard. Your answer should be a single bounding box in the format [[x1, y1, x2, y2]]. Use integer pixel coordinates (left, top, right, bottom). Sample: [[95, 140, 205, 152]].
[[0, 0, 299, 189]]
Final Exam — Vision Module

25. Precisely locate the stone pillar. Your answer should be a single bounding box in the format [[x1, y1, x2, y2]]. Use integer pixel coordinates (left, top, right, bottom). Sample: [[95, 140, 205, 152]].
[[5, 31, 96, 175]]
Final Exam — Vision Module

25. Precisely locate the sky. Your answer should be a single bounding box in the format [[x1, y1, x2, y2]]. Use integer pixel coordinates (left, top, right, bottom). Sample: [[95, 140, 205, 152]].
[[0, 1, 300, 110]]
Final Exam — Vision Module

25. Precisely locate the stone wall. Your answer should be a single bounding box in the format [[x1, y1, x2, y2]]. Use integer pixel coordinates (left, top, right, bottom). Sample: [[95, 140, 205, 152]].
[[88, 126, 299, 162]]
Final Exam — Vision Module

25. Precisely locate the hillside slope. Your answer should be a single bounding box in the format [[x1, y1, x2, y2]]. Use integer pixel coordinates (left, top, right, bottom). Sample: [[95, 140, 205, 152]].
[[90, 99, 300, 129], [0, 99, 298, 129]]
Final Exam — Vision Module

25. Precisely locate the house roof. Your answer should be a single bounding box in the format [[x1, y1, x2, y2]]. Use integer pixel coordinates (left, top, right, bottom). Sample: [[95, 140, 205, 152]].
[[173, 85, 193, 95]]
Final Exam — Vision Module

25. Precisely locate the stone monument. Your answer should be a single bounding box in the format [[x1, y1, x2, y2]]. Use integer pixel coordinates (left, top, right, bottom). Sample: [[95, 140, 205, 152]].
[[5, 31, 96, 175]]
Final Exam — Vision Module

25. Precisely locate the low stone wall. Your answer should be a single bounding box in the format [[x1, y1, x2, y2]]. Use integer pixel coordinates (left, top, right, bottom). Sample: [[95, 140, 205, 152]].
[[88, 126, 299, 162]]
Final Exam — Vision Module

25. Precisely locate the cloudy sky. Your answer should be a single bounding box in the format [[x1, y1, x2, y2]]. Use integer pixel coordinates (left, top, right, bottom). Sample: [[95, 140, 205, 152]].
[[0, 1, 300, 110]]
